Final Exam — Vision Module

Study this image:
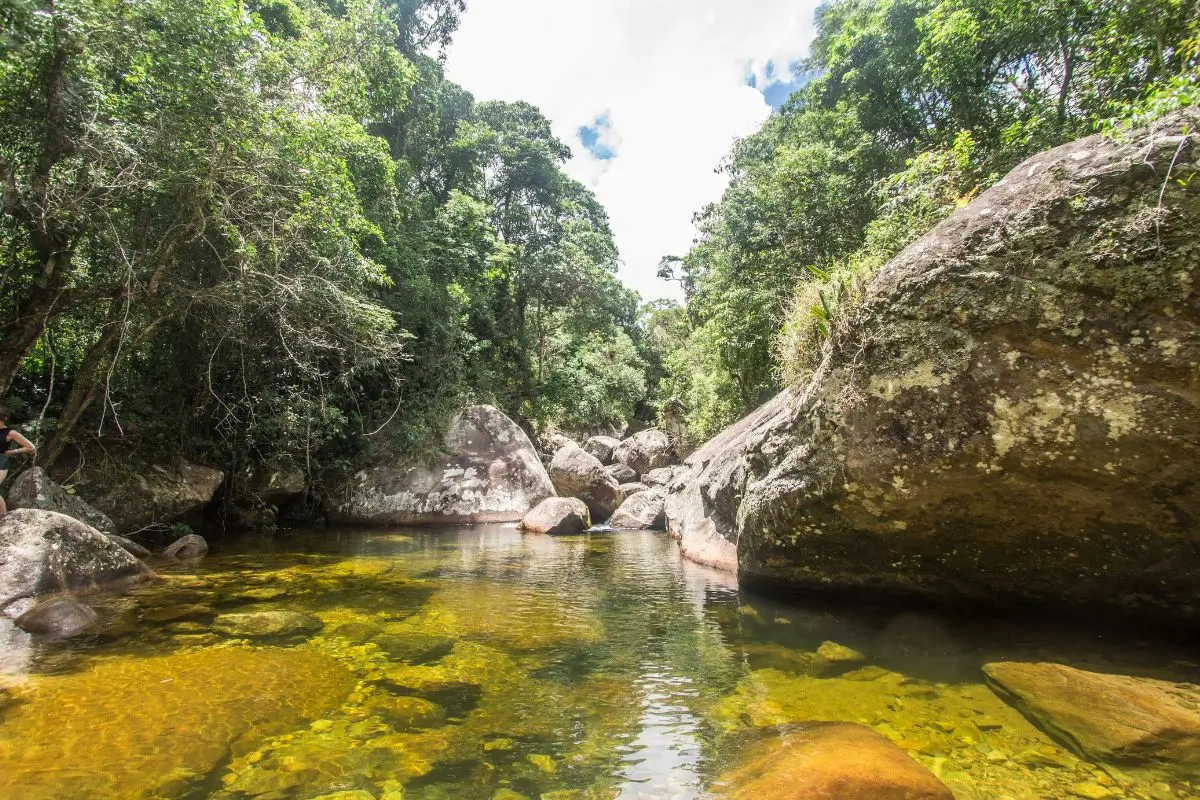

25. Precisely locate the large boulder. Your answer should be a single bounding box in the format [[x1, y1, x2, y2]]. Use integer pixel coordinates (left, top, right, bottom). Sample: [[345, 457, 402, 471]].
[[713, 722, 953, 799], [666, 110, 1200, 619], [582, 435, 620, 464], [537, 431, 577, 466], [518, 497, 591, 535], [548, 444, 624, 522], [6, 467, 116, 533], [72, 458, 224, 533], [612, 429, 675, 476], [983, 662, 1200, 776], [604, 463, 638, 485], [0, 509, 156, 614], [610, 489, 666, 530], [335, 405, 555, 525], [163, 533, 209, 559], [14, 595, 98, 638]]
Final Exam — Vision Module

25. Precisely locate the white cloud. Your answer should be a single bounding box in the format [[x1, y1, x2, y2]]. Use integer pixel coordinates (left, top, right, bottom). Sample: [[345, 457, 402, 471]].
[[444, 0, 821, 302]]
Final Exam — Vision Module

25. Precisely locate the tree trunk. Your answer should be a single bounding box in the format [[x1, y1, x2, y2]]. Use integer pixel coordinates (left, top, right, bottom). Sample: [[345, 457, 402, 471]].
[[0, 275, 68, 398], [37, 316, 124, 466]]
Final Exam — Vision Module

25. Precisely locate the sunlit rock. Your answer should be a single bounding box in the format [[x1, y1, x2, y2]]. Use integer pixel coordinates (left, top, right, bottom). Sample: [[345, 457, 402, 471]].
[[548, 444, 624, 521], [518, 497, 590, 535], [612, 428, 676, 475]]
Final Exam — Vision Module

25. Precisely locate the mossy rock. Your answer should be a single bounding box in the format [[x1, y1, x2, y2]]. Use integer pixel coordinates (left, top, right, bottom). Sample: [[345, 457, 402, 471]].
[[213, 610, 323, 638]]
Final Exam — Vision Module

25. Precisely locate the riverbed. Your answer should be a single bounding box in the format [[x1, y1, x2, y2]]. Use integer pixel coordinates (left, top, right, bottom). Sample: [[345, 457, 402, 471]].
[[0, 527, 1196, 800]]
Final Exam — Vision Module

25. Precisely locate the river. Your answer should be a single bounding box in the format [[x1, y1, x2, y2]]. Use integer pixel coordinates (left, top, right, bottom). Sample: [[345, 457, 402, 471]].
[[0, 526, 1196, 799]]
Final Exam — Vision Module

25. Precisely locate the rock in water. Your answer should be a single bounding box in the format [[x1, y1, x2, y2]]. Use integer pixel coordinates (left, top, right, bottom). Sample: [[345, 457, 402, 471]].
[[214, 610, 324, 638], [106, 534, 151, 559], [605, 463, 638, 485], [163, 533, 209, 559], [0, 509, 156, 613], [71, 458, 224, 533], [14, 596, 98, 637], [610, 489, 666, 530], [612, 429, 675, 476], [666, 110, 1200, 620], [518, 497, 591, 535], [336, 405, 554, 525], [714, 722, 954, 799], [6, 467, 116, 533], [582, 435, 620, 464], [983, 662, 1200, 776], [548, 444, 625, 522]]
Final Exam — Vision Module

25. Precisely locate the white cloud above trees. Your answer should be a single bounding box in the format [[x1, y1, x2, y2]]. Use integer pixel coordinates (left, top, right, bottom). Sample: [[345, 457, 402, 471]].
[[445, 0, 821, 301]]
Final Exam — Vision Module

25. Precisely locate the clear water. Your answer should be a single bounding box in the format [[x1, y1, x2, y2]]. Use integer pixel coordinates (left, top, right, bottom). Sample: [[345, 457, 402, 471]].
[[0, 526, 1197, 800]]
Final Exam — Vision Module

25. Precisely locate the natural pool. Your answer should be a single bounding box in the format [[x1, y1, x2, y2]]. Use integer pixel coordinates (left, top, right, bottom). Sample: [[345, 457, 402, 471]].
[[0, 526, 1197, 800]]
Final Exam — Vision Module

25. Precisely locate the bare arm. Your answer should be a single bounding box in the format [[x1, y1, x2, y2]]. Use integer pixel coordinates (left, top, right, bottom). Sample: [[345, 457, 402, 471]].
[[6, 430, 35, 456]]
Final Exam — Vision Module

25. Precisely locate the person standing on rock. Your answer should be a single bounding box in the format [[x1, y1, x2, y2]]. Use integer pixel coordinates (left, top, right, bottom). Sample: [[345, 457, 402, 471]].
[[0, 407, 37, 518]]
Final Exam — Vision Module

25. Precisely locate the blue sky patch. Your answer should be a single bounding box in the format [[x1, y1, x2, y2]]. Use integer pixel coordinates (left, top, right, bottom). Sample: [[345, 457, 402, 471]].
[[578, 112, 617, 160], [746, 60, 812, 109]]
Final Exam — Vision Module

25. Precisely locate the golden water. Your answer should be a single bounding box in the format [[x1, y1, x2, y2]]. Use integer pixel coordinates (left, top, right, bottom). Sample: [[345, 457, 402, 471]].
[[0, 527, 1196, 799]]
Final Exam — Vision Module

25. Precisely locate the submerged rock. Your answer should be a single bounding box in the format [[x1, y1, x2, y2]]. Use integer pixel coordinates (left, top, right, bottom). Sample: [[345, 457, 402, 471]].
[[713, 722, 954, 799], [0, 509, 156, 613], [163, 533, 208, 559], [983, 661, 1200, 776], [0, 647, 352, 799], [548, 444, 624, 522], [214, 610, 323, 638], [336, 405, 555, 525], [71, 457, 224, 533], [612, 428, 675, 476], [665, 110, 1200, 619], [6, 467, 115, 533], [14, 596, 98, 637], [609, 489, 666, 530], [810, 640, 867, 677], [374, 633, 456, 664], [518, 497, 590, 536], [582, 435, 620, 464]]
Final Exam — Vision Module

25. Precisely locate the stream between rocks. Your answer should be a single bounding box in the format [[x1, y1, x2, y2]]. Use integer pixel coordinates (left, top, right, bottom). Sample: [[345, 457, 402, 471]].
[[0, 527, 1196, 800]]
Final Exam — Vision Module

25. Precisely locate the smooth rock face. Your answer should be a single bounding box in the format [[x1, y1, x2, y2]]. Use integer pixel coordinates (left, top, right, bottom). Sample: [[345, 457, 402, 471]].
[[666, 110, 1200, 618], [107, 535, 151, 559], [163, 533, 209, 559], [582, 435, 621, 464], [0, 509, 156, 613], [14, 596, 98, 637], [518, 497, 591, 535], [6, 467, 116, 533], [548, 444, 624, 522], [336, 405, 555, 525], [641, 467, 676, 489], [714, 722, 954, 800], [214, 610, 323, 638], [983, 662, 1200, 773], [605, 463, 638, 485], [612, 429, 675, 476], [610, 489, 666, 530], [73, 458, 224, 533]]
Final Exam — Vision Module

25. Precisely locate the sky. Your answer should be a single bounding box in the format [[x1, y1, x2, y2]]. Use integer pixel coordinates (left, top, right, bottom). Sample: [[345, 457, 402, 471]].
[[444, 0, 821, 302]]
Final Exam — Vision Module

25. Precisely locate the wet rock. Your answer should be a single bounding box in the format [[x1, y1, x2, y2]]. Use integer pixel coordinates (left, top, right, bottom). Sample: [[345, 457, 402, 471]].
[[331, 621, 384, 642], [609, 489, 666, 530], [811, 640, 867, 677], [141, 603, 213, 623], [0, 509, 156, 613], [604, 463, 638, 485], [641, 467, 676, 489], [106, 535, 151, 559], [518, 497, 590, 536], [72, 457, 224, 534], [612, 429, 675, 476], [548, 444, 624, 521], [619, 482, 649, 497], [14, 596, 98, 637], [374, 633, 455, 664], [163, 533, 208, 559], [310, 792, 375, 800], [665, 110, 1200, 620], [336, 405, 555, 525], [714, 722, 954, 799], [214, 610, 323, 638], [983, 661, 1200, 775], [582, 435, 621, 464], [6, 467, 115, 533]]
